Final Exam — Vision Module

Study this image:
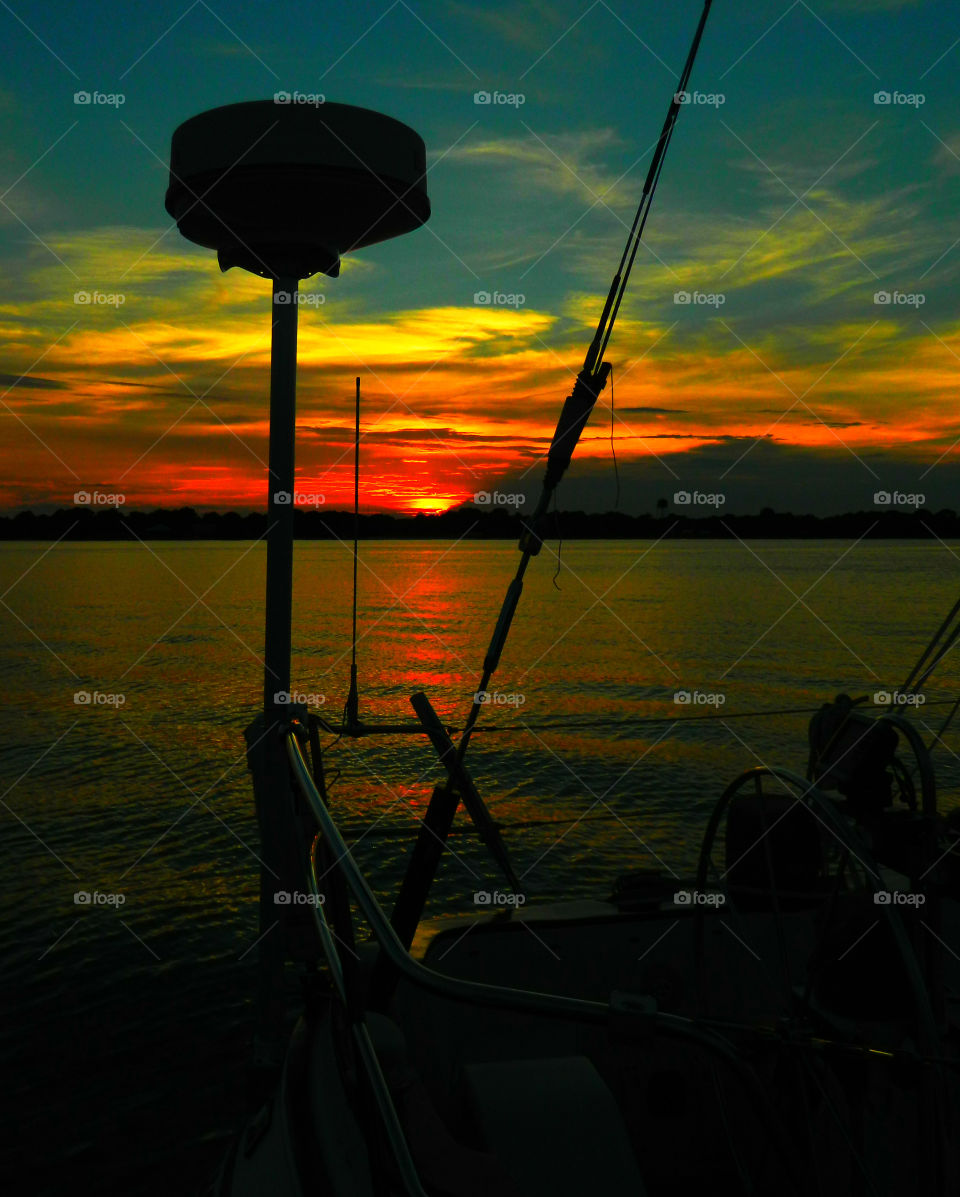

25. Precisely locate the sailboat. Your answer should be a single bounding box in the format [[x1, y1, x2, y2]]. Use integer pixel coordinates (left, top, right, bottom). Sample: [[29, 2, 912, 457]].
[[165, 3, 960, 1193]]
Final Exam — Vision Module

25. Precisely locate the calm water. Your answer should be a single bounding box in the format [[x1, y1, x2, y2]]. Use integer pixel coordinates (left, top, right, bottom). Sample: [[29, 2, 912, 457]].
[[3, 538, 960, 1193]]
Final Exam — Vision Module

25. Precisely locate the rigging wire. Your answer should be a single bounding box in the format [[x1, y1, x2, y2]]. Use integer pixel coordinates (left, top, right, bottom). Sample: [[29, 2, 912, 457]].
[[899, 587, 960, 759], [903, 591, 960, 693], [609, 364, 620, 509], [311, 698, 960, 743], [591, 1, 714, 374], [551, 490, 562, 589], [925, 692, 960, 757], [446, 0, 716, 783]]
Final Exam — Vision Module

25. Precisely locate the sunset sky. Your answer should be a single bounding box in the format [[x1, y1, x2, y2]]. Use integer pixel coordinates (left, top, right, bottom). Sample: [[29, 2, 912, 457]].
[[2, 0, 959, 515]]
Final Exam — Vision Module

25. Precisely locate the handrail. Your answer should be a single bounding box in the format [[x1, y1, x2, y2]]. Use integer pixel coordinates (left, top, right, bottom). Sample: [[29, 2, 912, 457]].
[[288, 725, 608, 1024], [284, 725, 823, 1194], [291, 722, 926, 1061], [351, 1019, 431, 1197]]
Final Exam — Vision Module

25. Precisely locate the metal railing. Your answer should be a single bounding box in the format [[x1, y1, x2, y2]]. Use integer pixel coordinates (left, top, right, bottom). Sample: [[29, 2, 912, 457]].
[[284, 723, 813, 1196], [288, 725, 609, 1024]]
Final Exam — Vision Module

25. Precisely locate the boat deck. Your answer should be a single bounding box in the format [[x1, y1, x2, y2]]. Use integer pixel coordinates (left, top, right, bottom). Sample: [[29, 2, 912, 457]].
[[383, 894, 960, 1197]]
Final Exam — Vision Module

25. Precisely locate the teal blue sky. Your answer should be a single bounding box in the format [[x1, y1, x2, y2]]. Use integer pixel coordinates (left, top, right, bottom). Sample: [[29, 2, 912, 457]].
[[2, 1, 959, 514]]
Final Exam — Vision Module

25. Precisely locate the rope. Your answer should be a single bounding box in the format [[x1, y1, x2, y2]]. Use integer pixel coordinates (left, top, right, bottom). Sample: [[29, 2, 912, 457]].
[[314, 699, 960, 742], [472, 706, 824, 729]]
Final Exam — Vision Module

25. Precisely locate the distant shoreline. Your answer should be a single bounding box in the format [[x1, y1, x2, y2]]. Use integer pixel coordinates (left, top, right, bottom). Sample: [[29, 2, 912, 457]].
[[1, 506, 957, 540]]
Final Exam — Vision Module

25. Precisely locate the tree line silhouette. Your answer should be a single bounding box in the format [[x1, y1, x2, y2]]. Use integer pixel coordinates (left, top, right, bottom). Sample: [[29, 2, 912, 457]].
[[1, 504, 958, 540]]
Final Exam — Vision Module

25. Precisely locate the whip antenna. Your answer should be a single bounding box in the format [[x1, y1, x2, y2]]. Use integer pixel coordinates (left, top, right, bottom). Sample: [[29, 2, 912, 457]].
[[346, 376, 361, 729]]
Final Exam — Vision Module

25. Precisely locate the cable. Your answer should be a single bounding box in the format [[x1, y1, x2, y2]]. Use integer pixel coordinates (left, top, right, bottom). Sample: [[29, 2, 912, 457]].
[[593, 1, 714, 374], [609, 364, 620, 508], [448, 1, 716, 780], [551, 490, 562, 589]]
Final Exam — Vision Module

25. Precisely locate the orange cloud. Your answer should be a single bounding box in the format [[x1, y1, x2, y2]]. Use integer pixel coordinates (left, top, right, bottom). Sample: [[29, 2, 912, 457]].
[[3, 219, 960, 512]]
